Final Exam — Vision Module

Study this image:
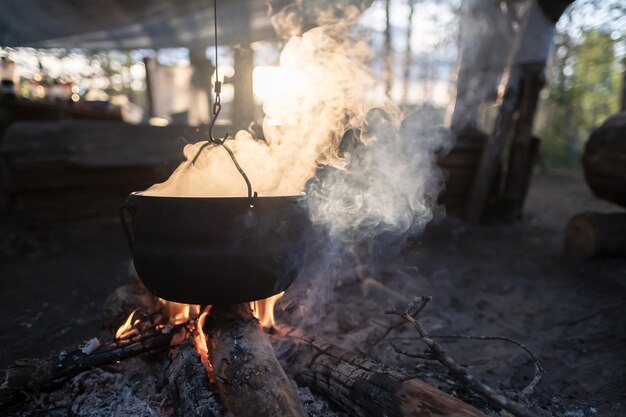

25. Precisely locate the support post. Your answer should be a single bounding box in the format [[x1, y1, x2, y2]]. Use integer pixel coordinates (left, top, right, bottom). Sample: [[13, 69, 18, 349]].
[[501, 63, 545, 219], [143, 57, 155, 120], [466, 0, 562, 221], [232, 2, 255, 132]]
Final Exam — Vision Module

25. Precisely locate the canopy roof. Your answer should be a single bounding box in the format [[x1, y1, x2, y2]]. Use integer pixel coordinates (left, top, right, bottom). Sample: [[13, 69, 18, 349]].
[[0, 0, 291, 49]]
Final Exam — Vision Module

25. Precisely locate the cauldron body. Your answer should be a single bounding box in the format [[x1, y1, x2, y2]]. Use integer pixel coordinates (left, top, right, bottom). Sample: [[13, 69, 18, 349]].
[[121, 193, 309, 305]]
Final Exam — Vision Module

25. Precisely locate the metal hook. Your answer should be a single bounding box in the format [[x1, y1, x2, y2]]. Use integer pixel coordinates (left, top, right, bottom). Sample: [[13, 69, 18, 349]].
[[190, 94, 226, 165], [187, 0, 256, 202]]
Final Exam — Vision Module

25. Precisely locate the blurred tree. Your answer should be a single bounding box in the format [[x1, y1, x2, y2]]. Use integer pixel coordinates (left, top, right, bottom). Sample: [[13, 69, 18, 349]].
[[534, 0, 625, 170], [384, 0, 393, 96], [571, 31, 621, 138], [537, 29, 623, 169], [400, 0, 417, 110]]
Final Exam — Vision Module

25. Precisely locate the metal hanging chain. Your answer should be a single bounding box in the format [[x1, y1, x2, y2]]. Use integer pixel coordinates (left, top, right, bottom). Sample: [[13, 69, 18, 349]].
[[190, 0, 255, 201]]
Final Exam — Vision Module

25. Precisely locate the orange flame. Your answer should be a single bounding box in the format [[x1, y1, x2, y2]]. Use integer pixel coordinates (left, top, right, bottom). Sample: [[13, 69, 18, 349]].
[[115, 309, 138, 340], [193, 306, 214, 380], [251, 292, 285, 328], [163, 301, 200, 325]]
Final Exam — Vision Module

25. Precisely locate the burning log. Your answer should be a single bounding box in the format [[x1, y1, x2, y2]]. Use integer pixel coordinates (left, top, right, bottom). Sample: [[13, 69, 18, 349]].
[[274, 331, 488, 417], [564, 212, 626, 259], [0, 323, 187, 408], [204, 303, 308, 417], [168, 339, 223, 417]]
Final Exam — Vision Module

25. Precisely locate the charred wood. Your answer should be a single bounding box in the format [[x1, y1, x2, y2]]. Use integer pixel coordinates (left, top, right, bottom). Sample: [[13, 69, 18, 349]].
[[168, 339, 223, 417], [204, 304, 307, 417], [273, 331, 488, 417], [0, 323, 187, 408]]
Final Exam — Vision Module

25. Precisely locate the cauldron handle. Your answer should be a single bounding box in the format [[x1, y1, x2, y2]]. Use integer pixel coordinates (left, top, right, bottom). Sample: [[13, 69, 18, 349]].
[[119, 198, 136, 250]]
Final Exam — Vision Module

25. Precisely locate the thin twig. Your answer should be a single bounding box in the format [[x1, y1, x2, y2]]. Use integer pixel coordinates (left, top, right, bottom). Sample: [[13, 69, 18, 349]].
[[389, 341, 434, 360], [385, 296, 539, 417], [430, 335, 542, 399], [365, 319, 406, 352], [556, 301, 623, 327], [391, 333, 543, 399]]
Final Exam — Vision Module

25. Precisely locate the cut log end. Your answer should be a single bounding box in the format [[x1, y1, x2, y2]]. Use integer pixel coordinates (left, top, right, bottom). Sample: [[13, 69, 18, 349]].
[[565, 212, 626, 259]]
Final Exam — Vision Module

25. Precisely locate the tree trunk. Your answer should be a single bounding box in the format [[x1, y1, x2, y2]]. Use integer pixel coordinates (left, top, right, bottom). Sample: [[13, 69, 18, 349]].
[[620, 58, 626, 112], [143, 57, 155, 119], [446, 0, 523, 132], [401, 1, 415, 109], [384, 0, 393, 97], [204, 304, 307, 417], [274, 332, 488, 417], [232, 2, 255, 132], [564, 212, 626, 259]]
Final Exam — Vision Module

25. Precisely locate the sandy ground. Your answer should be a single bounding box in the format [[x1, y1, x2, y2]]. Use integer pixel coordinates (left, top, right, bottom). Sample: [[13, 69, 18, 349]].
[[0, 173, 625, 416]]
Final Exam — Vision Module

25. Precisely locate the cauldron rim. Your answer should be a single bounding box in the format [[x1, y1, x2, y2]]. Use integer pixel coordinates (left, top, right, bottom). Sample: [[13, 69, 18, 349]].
[[122, 191, 310, 304], [129, 191, 306, 201]]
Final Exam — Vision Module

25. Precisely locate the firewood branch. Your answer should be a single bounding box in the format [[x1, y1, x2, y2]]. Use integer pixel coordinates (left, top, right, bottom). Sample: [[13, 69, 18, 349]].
[[0, 323, 188, 408], [385, 296, 539, 417], [204, 304, 308, 417], [273, 328, 489, 417], [168, 339, 223, 417]]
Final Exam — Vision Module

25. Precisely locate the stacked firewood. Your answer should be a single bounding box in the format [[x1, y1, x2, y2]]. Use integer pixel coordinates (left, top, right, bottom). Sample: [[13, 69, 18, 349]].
[[565, 112, 626, 259]]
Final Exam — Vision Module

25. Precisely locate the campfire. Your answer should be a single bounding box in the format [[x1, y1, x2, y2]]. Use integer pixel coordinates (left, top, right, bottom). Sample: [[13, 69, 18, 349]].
[[0, 2, 556, 417], [1, 252, 546, 417]]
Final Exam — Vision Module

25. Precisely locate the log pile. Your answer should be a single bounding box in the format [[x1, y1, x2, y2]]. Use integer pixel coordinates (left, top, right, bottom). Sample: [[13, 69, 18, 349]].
[[566, 112, 626, 259], [437, 127, 486, 215], [0, 121, 190, 222]]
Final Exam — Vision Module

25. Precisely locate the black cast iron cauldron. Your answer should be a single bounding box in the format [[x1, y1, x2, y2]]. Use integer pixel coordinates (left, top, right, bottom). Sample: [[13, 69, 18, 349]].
[[120, 193, 309, 305]]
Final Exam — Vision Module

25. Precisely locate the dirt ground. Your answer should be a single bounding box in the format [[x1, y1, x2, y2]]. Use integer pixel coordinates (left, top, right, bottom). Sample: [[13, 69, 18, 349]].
[[1, 173, 625, 416]]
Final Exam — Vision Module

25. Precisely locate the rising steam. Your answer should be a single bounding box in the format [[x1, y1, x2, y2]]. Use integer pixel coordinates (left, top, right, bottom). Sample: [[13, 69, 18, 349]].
[[144, 2, 444, 252]]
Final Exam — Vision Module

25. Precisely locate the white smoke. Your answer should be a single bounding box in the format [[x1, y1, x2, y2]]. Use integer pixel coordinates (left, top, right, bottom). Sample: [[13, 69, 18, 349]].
[[144, 6, 375, 198], [144, 3, 446, 314]]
